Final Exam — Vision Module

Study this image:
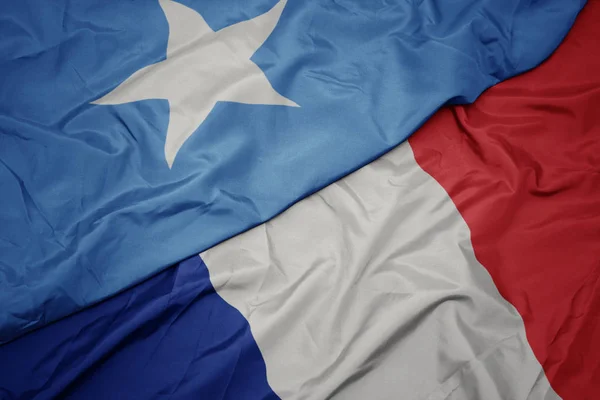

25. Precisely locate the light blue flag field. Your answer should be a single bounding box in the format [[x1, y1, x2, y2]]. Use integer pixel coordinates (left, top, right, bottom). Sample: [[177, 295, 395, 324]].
[[0, 0, 586, 342]]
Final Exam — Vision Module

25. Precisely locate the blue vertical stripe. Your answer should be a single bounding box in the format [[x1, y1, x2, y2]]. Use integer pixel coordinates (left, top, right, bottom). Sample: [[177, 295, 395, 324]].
[[0, 256, 278, 400]]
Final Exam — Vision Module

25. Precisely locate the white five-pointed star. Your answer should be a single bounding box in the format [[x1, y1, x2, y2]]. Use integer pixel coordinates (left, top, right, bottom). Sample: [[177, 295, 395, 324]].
[[93, 0, 298, 167]]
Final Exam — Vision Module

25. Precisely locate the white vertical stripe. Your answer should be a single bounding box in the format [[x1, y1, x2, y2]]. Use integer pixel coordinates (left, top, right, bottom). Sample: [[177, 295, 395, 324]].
[[202, 142, 559, 400]]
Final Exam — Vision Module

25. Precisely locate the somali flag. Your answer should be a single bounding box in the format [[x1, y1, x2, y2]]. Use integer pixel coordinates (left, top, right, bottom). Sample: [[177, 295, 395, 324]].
[[0, 0, 585, 342]]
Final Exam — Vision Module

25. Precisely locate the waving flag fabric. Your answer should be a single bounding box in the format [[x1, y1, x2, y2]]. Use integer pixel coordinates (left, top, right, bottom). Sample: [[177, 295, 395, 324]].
[[1, 1, 599, 398], [0, 0, 586, 341]]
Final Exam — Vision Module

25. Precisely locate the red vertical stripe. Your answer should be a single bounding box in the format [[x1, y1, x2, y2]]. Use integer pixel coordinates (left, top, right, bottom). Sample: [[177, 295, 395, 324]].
[[410, 2, 600, 399]]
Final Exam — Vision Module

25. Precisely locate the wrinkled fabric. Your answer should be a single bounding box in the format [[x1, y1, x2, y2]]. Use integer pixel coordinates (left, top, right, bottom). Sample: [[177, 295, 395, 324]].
[[0, 0, 587, 341], [0, 143, 558, 400], [1, 2, 599, 398], [0, 256, 278, 400], [410, 1, 600, 398], [201, 142, 557, 400]]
